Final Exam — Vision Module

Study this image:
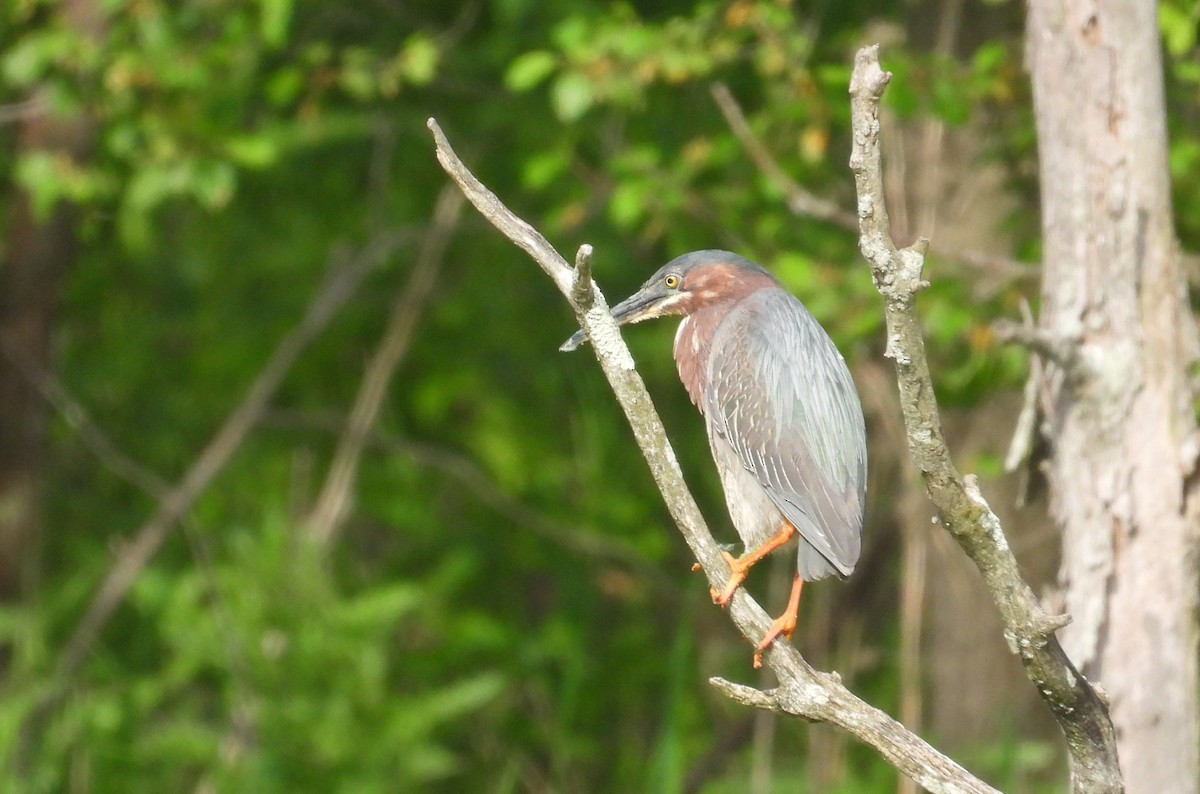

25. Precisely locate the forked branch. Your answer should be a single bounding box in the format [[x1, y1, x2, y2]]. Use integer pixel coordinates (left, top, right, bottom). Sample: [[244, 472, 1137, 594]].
[[428, 117, 998, 794], [848, 44, 1122, 793]]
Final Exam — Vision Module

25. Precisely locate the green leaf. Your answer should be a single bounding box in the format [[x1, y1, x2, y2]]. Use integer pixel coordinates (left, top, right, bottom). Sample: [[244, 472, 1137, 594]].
[[402, 33, 439, 85], [505, 50, 558, 92], [14, 152, 63, 219], [15, 151, 104, 219], [972, 41, 1008, 74], [608, 181, 647, 227], [402, 673, 506, 732], [521, 149, 568, 189], [551, 71, 594, 121], [1160, 1, 1198, 56], [191, 159, 236, 209], [224, 133, 279, 169], [259, 0, 293, 48], [331, 584, 423, 631]]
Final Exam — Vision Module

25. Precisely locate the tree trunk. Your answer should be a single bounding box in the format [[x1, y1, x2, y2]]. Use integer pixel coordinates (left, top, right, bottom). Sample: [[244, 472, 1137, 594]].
[[0, 0, 100, 601], [1026, 2, 1200, 791]]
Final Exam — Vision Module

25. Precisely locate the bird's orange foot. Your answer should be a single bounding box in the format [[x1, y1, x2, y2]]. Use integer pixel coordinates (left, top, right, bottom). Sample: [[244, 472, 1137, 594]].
[[752, 610, 798, 669], [713, 550, 754, 606]]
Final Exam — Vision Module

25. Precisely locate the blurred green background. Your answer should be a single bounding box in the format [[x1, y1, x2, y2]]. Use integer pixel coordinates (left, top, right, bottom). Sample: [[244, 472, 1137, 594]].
[[2, 0, 1199, 791]]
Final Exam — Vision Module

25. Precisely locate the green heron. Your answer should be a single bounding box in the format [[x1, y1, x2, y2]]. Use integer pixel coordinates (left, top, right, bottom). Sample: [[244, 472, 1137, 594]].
[[562, 250, 866, 666]]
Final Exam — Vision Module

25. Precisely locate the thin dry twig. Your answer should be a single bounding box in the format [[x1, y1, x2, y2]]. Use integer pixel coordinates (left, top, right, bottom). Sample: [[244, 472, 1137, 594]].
[[710, 83, 858, 228], [428, 117, 999, 794], [3, 330, 267, 777], [307, 186, 466, 546], [50, 231, 403, 684], [849, 45, 1122, 793], [266, 407, 670, 590], [710, 81, 1037, 285], [0, 336, 169, 499], [0, 98, 44, 125]]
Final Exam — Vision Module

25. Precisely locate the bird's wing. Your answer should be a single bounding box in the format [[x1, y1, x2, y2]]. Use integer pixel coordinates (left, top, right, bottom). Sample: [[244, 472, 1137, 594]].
[[703, 289, 867, 575]]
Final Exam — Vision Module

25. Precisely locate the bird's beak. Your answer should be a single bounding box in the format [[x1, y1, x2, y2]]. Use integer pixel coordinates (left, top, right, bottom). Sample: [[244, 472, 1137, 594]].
[[559, 286, 666, 352]]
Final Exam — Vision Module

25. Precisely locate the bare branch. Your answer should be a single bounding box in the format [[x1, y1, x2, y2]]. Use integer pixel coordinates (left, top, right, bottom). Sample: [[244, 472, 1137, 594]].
[[1004, 300, 1043, 481], [0, 98, 44, 125], [429, 117, 1000, 794], [710, 83, 857, 228], [708, 677, 785, 713], [307, 186, 465, 546], [50, 231, 399, 684], [849, 44, 1122, 792], [0, 336, 169, 499], [267, 407, 672, 591], [711, 81, 1037, 285], [571, 244, 596, 312], [994, 319, 1080, 371]]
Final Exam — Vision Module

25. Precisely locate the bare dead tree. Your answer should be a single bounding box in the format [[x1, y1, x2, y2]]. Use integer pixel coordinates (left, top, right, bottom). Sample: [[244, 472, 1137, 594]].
[[1021, 1, 1200, 791]]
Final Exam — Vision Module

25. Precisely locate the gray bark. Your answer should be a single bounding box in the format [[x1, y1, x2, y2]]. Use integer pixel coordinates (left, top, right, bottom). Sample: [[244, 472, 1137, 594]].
[[1026, 1, 1200, 791]]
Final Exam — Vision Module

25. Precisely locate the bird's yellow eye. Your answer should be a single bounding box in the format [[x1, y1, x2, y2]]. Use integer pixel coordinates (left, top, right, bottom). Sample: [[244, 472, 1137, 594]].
[[664, 274, 680, 289]]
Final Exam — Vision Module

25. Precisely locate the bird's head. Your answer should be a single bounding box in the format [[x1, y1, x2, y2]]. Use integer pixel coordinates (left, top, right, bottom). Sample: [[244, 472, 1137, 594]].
[[560, 250, 778, 351]]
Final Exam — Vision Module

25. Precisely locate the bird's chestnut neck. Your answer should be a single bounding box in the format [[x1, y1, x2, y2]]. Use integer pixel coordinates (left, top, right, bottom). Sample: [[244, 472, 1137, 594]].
[[675, 263, 779, 316]]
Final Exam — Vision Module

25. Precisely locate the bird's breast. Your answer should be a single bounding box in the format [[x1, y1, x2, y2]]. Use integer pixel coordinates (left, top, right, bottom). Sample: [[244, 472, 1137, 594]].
[[673, 311, 721, 411]]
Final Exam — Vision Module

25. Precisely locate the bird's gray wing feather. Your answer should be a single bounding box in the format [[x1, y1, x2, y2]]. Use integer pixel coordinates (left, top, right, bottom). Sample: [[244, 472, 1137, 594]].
[[703, 289, 867, 576]]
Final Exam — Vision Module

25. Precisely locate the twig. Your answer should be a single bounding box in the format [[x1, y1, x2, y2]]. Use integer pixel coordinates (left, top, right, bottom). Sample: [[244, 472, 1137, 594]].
[[0, 98, 44, 125], [848, 44, 1122, 793], [268, 407, 670, 590], [710, 81, 1037, 284], [993, 319, 1079, 372], [307, 186, 465, 546], [710, 83, 857, 228], [429, 117, 1000, 794], [1003, 298, 1046, 485], [49, 231, 399, 684], [0, 336, 169, 499]]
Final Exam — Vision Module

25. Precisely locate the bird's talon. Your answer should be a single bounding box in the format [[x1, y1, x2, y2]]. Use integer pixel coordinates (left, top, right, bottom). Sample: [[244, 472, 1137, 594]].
[[690, 562, 702, 572], [753, 611, 798, 666], [714, 575, 744, 606]]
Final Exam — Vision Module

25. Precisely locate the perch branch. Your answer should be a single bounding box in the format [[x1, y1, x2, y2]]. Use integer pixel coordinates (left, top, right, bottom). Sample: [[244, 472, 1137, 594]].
[[429, 117, 999, 794], [849, 45, 1122, 793]]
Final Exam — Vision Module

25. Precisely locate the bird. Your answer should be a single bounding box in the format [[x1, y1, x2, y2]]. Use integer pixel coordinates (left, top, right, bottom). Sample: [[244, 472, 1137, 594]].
[[561, 250, 867, 666]]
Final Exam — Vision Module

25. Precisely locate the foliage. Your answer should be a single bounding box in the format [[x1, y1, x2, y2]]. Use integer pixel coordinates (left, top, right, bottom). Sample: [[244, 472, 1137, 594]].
[[1, 0, 1195, 791]]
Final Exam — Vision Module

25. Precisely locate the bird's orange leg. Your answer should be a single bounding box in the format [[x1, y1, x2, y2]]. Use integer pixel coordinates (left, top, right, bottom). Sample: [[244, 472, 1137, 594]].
[[712, 522, 797, 606], [753, 574, 804, 668]]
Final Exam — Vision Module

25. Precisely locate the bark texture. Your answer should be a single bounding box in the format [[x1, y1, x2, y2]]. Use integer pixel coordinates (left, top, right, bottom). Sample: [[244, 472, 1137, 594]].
[[1026, 2, 1200, 791]]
